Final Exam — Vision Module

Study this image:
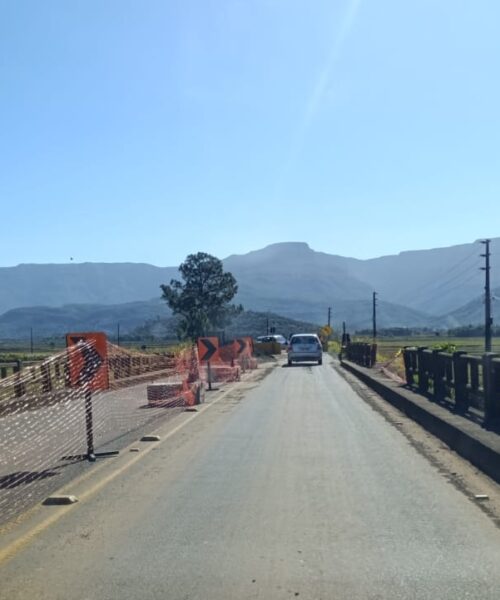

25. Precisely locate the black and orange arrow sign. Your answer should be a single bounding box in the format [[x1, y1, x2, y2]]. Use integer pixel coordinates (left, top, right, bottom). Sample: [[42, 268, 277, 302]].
[[66, 332, 109, 391], [69, 337, 103, 384], [197, 337, 219, 362]]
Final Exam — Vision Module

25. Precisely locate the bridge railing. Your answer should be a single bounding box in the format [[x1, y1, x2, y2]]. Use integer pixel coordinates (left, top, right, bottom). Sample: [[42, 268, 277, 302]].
[[403, 347, 500, 426], [343, 342, 377, 368]]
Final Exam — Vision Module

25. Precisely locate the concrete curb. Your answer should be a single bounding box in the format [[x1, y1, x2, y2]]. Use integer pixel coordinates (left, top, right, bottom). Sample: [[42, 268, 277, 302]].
[[340, 360, 500, 484]]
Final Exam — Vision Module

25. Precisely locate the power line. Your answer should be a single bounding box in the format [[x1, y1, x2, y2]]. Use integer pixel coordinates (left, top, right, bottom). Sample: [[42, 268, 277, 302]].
[[440, 269, 483, 299], [429, 260, 482, 296], [406, 250, 481, 297]]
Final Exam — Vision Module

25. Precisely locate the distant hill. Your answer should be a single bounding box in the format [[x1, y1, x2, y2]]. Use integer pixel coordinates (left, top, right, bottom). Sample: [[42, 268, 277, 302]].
[[0, 299, 169, 338], [128, 310, 321, 342], [441, 286, 500, 328], [335, 240, 499, 315], [0, 238, 497, 330], [0, 263, 177, 315], [0, 302, 318, 341], [0, 296, 436, 340]]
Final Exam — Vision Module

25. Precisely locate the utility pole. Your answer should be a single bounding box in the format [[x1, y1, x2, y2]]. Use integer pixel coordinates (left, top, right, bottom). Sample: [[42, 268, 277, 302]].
[[327, 306, 331, 328], [30, 327, 33, 354], [117, 323, 121, 347], [480, 239, 492, 352], [372, 292, 377, 340]]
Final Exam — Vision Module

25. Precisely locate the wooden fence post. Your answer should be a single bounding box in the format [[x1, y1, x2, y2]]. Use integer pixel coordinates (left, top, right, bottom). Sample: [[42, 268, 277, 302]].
[[41, 362, 52, 393]]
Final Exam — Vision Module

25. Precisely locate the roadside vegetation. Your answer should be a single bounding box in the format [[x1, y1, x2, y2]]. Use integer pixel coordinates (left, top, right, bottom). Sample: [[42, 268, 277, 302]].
[[0, 352, 54, 362]]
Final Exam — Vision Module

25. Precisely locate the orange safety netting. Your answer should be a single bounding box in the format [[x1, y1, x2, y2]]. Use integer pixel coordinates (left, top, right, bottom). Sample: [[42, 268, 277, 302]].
[[0, 334, 258, 526], [197, 336, 258, 384]]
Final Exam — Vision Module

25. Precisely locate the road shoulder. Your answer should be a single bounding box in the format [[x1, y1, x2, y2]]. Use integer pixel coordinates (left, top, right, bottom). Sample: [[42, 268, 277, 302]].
[[332, 359, 500, 529]]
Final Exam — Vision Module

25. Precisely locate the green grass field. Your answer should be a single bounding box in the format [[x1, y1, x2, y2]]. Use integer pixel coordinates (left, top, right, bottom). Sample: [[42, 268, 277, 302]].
[[0, 340, 184, 363], [358, 336, 500, 357]]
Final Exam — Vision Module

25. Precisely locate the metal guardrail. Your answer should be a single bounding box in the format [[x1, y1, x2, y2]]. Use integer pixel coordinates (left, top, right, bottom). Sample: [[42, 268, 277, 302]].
[[403, 347, 500, 426]]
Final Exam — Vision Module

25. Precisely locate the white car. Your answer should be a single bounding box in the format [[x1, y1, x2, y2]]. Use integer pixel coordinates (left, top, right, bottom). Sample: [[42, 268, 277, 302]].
[[256, 334, 288, 348], [287, 333, 323, 366]]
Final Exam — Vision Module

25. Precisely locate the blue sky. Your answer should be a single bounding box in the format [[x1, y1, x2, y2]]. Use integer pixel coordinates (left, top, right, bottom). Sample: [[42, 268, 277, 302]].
[[1, 0, 499, 267]]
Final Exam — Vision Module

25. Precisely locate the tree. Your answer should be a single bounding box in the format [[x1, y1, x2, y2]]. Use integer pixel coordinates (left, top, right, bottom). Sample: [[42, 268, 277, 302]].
[[160, 252, 242, 340]]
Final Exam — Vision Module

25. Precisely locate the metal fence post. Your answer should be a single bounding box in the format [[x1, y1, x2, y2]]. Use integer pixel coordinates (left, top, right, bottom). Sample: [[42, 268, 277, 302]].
[[85, 388, 96, 462], [207, 360, 212, 391]]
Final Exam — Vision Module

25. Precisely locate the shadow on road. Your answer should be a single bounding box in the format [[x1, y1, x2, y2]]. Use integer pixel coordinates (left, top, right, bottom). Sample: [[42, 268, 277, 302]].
[[282, 363, 321, 368], [0, 469, 58, 490]]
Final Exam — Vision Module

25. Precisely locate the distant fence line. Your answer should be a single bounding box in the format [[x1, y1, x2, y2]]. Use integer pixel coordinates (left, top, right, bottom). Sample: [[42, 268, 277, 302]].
[[0, 344, 182, 408], [0, 338, 182, 352], [0, 360, 43, 380]]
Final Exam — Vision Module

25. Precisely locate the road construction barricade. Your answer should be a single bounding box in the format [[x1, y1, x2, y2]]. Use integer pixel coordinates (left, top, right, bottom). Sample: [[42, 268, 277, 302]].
[[176, 345, 205, 406], [0, 335, 210, 529], [197, 336, 256, 384], [199, 363, 241, 383], [147, 379, 186, 407], [146, 345, 205, 407], [238, 355, 258, 371]]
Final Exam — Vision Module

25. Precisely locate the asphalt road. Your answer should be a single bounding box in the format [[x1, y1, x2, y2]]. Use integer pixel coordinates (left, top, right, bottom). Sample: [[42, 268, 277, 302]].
[[1, 357, 500, 599], [0, 380, 186, 526]]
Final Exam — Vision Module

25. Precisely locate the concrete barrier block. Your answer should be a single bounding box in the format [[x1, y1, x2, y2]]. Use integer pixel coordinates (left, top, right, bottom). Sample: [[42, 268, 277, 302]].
[[147, 382, 184, 406]]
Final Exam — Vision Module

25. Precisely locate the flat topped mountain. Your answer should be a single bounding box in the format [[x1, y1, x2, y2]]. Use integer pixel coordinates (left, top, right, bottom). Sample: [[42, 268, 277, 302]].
[[0, 238, 498, 330]]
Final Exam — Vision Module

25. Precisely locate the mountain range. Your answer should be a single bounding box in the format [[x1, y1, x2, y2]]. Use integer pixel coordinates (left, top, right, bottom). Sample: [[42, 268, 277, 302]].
[[0, 239, 498, 338]]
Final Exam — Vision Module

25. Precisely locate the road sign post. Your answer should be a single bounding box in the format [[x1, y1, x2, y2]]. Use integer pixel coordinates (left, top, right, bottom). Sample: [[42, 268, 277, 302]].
[[66, 332, 119, 462], [84, 389, 95, 461], [207, 360, 212, 391], [197, 337, 220, 391]]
